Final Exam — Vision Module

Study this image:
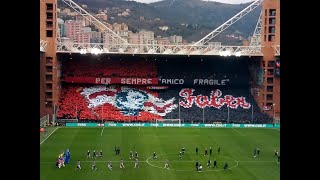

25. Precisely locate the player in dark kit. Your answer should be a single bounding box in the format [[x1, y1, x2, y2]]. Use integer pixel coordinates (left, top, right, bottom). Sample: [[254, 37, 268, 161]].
[[218, 146, 221, 155], [274, 150, 278, 158], [93, 149, 96, 158], [213, 159, 217, 168], [117, 147, 120, 155], [204, 148, 208, 156], [195, 161, 199, 171], [182, 147, 186, 154], [277, 154, 280, 163], [75, 160, 81, 170], [257, 148, 260, 156], [224, 162, 228, 172], [129, 150, 133, 159], [209, 147, 212, 156], [196, 147, 198, 155], [99, 149, 103, 157], [87, 150, 90, 158], [207, 159, 211, 167], [153, 152, 157, 160]]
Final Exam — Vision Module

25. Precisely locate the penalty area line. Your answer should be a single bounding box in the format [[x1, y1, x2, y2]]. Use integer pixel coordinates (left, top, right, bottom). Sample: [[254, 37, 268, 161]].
[[40, 127, 59, 145]]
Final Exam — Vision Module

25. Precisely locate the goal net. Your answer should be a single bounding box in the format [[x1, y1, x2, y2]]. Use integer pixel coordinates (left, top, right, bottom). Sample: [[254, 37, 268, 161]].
[[40, 114, 49, 127]]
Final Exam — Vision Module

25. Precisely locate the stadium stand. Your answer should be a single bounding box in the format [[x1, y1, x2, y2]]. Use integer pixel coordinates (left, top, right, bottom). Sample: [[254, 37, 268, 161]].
[[62, 58, 157, 78], [57, 85, 162, 122], [158, 87, 271, 123], [57, 57, 272, 123]]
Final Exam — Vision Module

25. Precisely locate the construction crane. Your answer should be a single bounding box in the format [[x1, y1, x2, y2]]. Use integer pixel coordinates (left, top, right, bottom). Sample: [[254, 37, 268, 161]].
[[250, 11, 262, 46], [40, 40, 48, 52], [193, 0, 263, 46], [60, 0, 128, 45]]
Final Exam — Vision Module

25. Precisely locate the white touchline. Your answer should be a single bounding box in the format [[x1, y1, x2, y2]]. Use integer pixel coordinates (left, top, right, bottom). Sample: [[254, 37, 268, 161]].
[[40, 127, 59, 145], [100, 127, 105, 136], [232, 128, 245, 136], [238, 161, 277, 162]]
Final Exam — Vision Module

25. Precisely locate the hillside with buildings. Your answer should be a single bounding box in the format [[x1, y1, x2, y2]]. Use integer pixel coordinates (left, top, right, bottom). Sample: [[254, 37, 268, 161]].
[[57, 0, 260, 45]]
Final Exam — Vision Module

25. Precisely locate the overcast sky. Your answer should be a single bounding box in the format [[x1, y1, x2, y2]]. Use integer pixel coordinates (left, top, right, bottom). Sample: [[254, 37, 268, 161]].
[[131, 0, 255, 4]]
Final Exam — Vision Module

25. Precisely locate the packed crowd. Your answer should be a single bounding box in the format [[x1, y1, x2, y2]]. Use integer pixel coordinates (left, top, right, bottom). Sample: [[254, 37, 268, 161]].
[[158, 87, 272, 124], [57, 85, 272, 123], [62, 59, 157, 78], [56, 57, 272, 123]]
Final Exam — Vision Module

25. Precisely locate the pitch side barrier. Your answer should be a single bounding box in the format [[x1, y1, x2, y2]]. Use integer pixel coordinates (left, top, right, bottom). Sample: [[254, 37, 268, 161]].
[[66, 123, 280, 128]]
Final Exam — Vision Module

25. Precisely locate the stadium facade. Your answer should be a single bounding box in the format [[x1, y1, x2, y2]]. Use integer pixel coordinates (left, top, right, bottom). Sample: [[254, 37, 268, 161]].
[[40, 0, 280, 124]]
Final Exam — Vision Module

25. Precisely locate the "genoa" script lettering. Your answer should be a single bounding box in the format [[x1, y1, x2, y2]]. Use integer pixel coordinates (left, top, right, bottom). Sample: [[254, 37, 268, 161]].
[[179, 88, 251, 109]]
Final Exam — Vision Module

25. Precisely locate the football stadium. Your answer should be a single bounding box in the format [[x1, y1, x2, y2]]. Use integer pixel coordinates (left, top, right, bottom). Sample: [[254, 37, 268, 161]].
[[40, 0, 280, 180]]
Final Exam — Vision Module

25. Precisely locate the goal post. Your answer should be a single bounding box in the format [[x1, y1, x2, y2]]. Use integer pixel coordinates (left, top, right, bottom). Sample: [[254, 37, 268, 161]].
[[40, 114, 49, 127], [156, 119, 181, 127]]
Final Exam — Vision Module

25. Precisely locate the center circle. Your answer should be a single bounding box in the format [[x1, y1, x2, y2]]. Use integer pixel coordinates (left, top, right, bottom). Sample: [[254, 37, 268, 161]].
[[146, 153, 238, 172]]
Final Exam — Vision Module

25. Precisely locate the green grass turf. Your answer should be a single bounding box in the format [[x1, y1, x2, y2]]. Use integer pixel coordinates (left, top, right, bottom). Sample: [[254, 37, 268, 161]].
[[40, 127, 280, 180], [40, 126, 59, 144]]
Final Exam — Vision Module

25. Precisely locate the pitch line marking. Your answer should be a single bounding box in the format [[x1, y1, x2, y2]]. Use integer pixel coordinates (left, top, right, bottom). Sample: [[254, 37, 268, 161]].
[[40, 127, 59, 145], [238, 161, 277, 163], [40, 160, 276, 164], [39, 160, 202, 164], [100, 127, 105, 136], [145, 153, 239, 172], [231, 128, 246, 136], [40, 160, 145, 163]]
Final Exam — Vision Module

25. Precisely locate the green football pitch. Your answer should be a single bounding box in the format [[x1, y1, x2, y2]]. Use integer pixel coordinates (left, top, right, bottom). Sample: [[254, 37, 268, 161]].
[[40, 127, 280, 180]]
